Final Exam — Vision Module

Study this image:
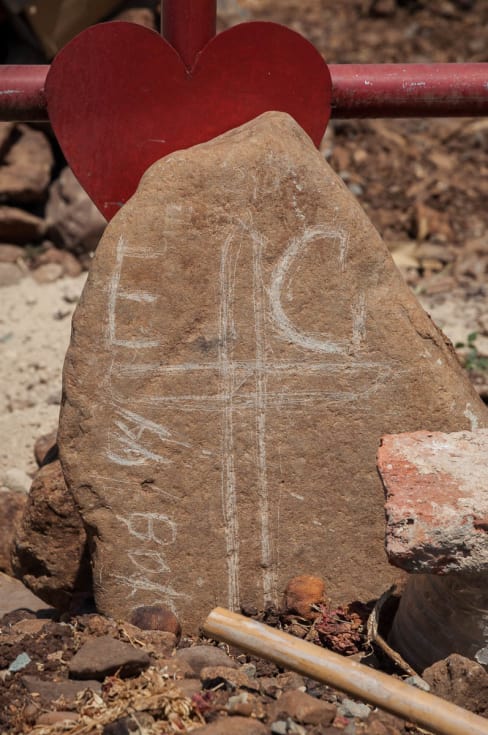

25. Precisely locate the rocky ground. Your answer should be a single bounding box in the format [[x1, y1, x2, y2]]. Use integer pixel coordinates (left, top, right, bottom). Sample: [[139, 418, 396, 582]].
[[1, 0, 487, 733]]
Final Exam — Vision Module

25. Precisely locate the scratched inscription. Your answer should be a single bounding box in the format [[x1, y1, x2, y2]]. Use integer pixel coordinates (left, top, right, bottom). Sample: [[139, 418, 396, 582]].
[[102, 218, 390, 613]]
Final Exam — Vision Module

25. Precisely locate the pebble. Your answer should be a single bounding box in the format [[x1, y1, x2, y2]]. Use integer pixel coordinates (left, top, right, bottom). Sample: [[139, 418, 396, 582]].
[[404, 675, 430, 691], [8, 652, 31, 672], [0, 262, 23, 287], [31, 263, 63, 284], [68, 635, 150, 680], [271, 720, 306, 735], [130, 604, 181, 641], [194, 716, 268, 734], [176, 645, 237, 675], [268, 689, 336, 726], [22, 674, 101, 704], [1, 467, 31, 493], [200, 665, 260, 692], [283, 575, 326, 620], [36, 711, 79, 726], [337, 698, 371, 719]]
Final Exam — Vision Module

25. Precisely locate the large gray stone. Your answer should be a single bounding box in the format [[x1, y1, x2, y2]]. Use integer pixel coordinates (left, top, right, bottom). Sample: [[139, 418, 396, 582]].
[[58, 112, 488, 631]]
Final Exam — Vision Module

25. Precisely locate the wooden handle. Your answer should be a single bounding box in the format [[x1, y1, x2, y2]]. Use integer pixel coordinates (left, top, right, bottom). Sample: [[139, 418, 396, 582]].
[[204, 607, 488, 735]]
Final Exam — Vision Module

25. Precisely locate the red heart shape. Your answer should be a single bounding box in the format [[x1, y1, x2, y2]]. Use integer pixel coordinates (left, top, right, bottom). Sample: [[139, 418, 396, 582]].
[[46, 21, 331, 220]]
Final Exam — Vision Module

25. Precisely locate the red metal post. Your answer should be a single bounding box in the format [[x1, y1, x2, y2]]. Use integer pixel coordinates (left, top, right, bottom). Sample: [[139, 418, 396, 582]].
[[0, 63, 487, 122], [161, 0, 217, 70]]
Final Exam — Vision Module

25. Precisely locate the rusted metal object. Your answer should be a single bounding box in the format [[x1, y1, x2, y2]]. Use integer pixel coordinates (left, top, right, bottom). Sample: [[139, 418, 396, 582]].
[[1, 62, 487, 122], [204, 607, 488, 735]]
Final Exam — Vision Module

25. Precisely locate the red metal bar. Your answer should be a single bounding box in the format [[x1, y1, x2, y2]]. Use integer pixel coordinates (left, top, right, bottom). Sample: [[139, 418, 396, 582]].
[[0, 63, 487, 122], [0, 65, 47, 122], [161, 0, 217, 70], [331, 63, 488, 118]]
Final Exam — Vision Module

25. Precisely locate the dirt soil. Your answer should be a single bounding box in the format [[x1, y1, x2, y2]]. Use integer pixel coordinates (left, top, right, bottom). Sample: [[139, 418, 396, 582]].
[[1, 1, 487, 733]]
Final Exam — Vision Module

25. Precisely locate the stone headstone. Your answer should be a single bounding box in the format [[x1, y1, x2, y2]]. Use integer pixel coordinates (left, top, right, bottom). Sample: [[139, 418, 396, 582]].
[[59, 112, 488, 630]]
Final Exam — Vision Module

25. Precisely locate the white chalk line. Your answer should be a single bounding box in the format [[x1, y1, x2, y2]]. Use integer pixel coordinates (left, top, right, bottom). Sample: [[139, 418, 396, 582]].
[[269, 225, 352, 355], [248, 219, 275, 604], [107, 236, 159, 349], [107, 407, 190, 467], [218, 228, 241, 611]]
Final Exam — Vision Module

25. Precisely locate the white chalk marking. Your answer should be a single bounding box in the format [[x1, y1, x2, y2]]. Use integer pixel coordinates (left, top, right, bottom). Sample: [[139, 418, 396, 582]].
[[352, 293, 367, 350], [464, 403, 479, 431], [107, 236, 159, 349], [107, 407, 189, 466], [117, 511, 177, 546], [269, 226, 351, 354], [248, 220, 276, 604], [218, 228, 241, 611], [119, 291, 157, 303]]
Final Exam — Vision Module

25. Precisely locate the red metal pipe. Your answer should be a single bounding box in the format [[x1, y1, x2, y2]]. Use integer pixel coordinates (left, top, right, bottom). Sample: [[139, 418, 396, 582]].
[[161, 0, 217, 70], [0, 63, 487, 122], [0, 65, 47, 122], [331, 63, 488, 118]]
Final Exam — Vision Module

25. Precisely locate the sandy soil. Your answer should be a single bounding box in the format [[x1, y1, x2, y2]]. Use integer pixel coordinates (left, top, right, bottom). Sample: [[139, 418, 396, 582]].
[[0, 274, 86, 485]]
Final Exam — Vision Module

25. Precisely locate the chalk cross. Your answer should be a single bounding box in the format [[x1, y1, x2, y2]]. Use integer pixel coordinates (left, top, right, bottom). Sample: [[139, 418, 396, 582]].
[[105, 219, 390, 610]]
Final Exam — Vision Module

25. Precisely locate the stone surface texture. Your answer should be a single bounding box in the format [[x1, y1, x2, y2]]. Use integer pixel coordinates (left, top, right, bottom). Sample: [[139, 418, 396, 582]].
[[46, 167, 106, 254], [0, 488, 27, 575], [379, 429, 488, 573], [68, 636, 150, 680], [0, 125, 53, 202], [11, 460, 91, 610], [0, 572, 52, 618], [423, 654, 488, 717], [58, 112, 488, 631]]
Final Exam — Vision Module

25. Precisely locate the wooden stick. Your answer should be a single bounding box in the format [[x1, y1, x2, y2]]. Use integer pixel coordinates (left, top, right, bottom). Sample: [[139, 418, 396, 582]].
[[203, 607, 488, 735]]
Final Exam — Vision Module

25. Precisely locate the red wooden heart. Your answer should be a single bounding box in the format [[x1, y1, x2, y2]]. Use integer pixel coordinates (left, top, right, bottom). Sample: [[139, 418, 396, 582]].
[[46, 21, 331, 220]]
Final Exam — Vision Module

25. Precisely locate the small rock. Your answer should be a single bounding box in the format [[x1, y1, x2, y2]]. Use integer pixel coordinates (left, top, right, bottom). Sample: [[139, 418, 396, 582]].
[[404, 675, 430, 691], [226, 692, 255, 717], [271, 720, 306, 735], [337, 698, 371, 719], [283, 575, 326, 620], [174, 678, 201, 698], [0, 244, 24, 263], [130, 604, 181, 641], [11, 460, 91, 610], [268, 689, 336, 726], [0, 205, 46, 243], [68, 635, 150, 680], [36, 711, 79, 726], [0, 572, 52, 619], [33, 244, 82, 277], [32, 262, 63, 284], [276, 672, 306, 692], [22, 674, 101, 705], [2, 467, 31, 493], [176, 645, 237, 675], [193, 716, 268, 734], [12, 618, 48, 636], [200, 665, 260, 692], [0, 261, 23, 287], [423, 653, 488, 717], [46, 167, 106, 254], [159, 657, 194, 679], [34, 430, 58, 467], [0, 125, 54, 202], [8, 652, 31, 672]]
